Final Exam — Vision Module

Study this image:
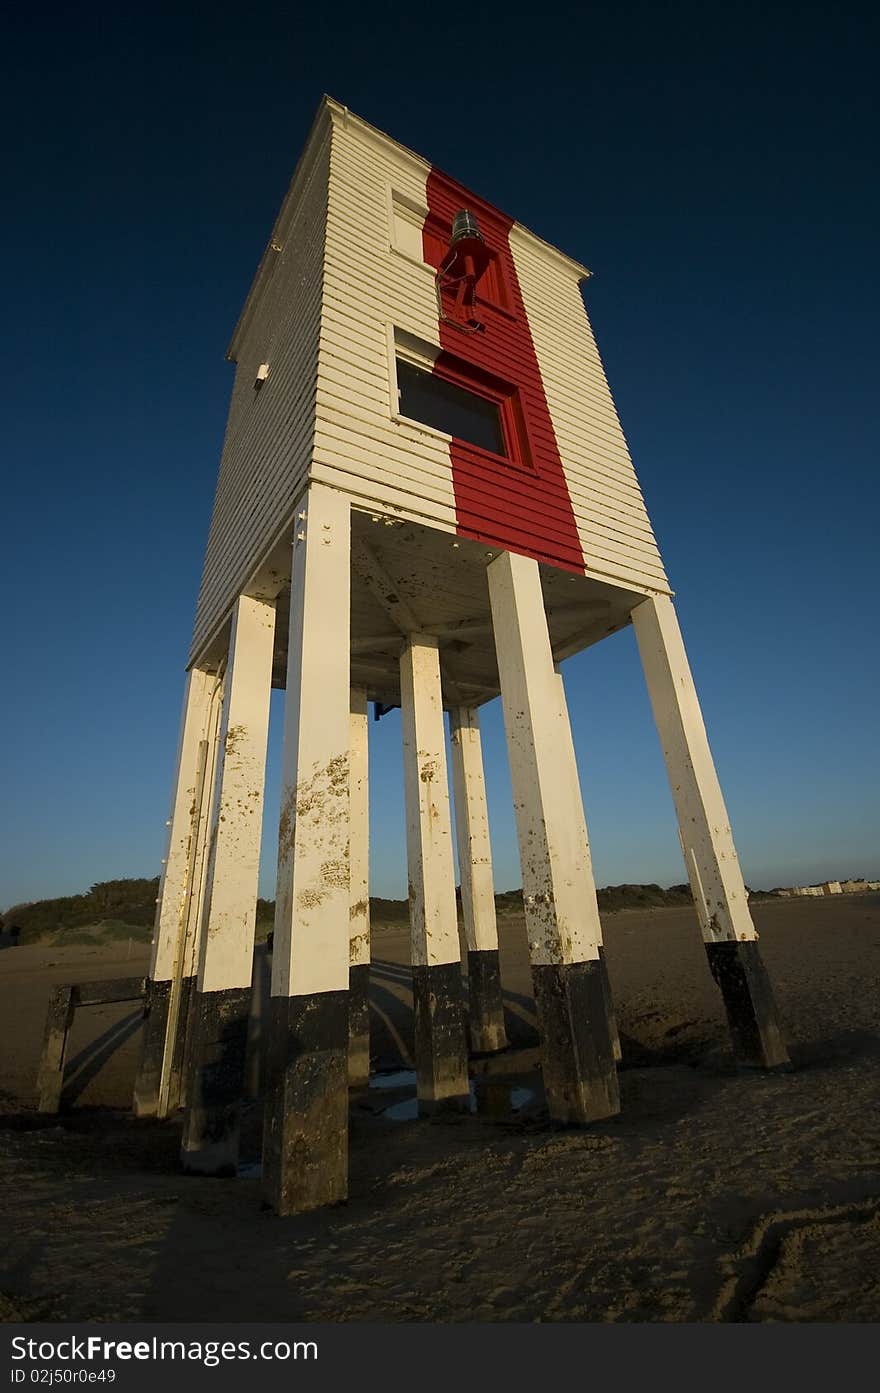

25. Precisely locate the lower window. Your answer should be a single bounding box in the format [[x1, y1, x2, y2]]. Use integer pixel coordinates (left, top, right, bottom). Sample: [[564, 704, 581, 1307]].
[[395, 358, 507, 457]]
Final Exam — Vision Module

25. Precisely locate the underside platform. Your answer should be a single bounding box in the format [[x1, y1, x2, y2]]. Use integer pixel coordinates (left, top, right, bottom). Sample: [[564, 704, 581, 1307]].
[[198, 508, 652, 707]]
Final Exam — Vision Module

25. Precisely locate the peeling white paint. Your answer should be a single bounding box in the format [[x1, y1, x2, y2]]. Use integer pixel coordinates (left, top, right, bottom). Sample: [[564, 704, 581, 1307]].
[[349, 687, 371, 968], [488, 551, 601, 966], [449, 707, 498, 955], [197, 595, 276, 994], [632, 594, 757, 944], [150, 668, 223, 984], [272, 483, 352, 998], [400, 636, 460, 968]]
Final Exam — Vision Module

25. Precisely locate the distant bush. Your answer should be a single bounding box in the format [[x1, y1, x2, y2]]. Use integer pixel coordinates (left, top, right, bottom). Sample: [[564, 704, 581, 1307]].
[[495, 889, 524, 914], [1, 879, 160, 945], [596, 883, 693, 912], [369, 897, 410, 924]]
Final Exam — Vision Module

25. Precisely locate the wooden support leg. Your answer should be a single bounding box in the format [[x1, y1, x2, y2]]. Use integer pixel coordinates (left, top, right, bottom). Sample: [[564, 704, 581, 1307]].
[[166, 685, 223, 1117], [553, 665, 621, 1063], [180, 594, 276, 1174], [348, 687, 371, 1089], [36, 986, 76, 1114], [487, 551, 619, 1123], [262, 484, 352, 1216], [632, 594, 789, 1069], [449, 706, 507, 1053], [134, 667, 222, 1118], [400, 638, 470, 1112]]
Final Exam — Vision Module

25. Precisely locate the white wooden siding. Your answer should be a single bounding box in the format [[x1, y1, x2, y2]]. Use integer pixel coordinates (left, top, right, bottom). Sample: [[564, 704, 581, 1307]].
[[189, 120, 331, 663], [316, 119, 458, 533]]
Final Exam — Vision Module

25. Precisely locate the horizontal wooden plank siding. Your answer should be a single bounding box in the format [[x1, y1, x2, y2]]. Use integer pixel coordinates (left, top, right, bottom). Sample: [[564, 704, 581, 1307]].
[[317, 121, 458, 533], [189, 121, 331, 663], [508, 226, 670, 595]]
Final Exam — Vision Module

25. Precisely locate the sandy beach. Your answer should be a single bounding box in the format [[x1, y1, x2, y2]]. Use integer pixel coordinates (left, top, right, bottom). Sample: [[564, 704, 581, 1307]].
[[1, 893, 878, 1322]]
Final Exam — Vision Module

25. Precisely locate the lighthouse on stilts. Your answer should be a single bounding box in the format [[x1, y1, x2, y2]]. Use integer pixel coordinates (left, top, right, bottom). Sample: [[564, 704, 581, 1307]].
[[133, 98, 789, 1215]]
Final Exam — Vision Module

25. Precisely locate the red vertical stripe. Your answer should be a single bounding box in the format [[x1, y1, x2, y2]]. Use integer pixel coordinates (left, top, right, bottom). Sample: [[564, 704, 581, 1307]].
[[423, 169, 584, 574]]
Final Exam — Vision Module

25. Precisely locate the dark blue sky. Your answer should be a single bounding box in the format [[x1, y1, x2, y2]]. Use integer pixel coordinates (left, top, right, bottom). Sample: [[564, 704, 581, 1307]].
[[2, 2, 877, 908]]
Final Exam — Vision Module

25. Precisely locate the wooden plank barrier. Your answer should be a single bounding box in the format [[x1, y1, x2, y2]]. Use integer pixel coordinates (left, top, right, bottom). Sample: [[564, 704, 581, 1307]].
[[36, 977, 145, 1114]]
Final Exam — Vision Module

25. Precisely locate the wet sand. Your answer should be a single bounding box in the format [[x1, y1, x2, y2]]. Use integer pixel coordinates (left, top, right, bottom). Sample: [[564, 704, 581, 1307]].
[[1, 894, 879, 1322]]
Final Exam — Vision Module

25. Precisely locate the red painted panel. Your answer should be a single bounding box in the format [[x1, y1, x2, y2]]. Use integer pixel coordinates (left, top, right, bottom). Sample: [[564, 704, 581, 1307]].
[[423, 170, 584, 574]]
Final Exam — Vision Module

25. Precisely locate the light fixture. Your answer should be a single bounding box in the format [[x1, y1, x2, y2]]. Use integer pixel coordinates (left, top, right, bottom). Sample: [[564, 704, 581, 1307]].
[[435, 208, 491, 333]]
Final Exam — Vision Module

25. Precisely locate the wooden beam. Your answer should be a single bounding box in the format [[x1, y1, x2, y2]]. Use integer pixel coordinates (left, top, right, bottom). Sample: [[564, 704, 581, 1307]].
[[180, 592, 276, 1175], [487, 550, 619, 1124], [400, 636, 469, 1110], [552, 665, 620, 1063], [351, 537, 423, 633], [74, 977, 145, 1007], [350, 633, 406, 656], [449, 707, 507, 1053], [349, 687, 371, 1088], [38, 978, 147, 1115], [632, 593, 789, 1069], [352, 622, 489, 651], [36, 986, 76, 1114], [263, 482, 352, 1215], [134, 668, 221, 1119]]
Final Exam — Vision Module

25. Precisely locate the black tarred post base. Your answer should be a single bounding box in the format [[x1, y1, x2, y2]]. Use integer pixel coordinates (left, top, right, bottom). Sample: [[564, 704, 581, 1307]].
[[597, 947, 622, 1064], [132, 978, 171, 1117], [179, 986, 252, 1175], [262, 990, 350, 1216], [165, 974, 196, 1113], [532, 959, 620, 1124], [348, 963, 371, 1089], [706, 939, 790, 1070], [466, 948, 507, 1053], [411, 961, 470, 1112], [36, 985, 76, 1114], [133, 977, 194, 1116], [178, 973, 202, 1110]]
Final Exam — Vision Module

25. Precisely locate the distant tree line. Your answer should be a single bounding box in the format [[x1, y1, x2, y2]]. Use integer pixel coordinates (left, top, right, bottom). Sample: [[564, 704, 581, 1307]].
[[2, 879, 161, 943], [2, 877, 710, 946]]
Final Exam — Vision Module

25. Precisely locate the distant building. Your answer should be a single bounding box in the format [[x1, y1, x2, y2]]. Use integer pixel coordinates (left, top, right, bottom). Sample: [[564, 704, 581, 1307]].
[[775, 879, 878, 898]]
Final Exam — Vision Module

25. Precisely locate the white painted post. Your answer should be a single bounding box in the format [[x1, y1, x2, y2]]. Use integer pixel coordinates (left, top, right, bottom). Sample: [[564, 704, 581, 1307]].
[[171, 678, 224, 1114], [632, 593, 789, 1067], [133, 667, 222, 1118], [262, 482, 352, 1216], [400, 637, 469, 1110], [180, 594, 276, 1173], [449, 706, 507, 1053], [487, 550, 619, 1122], [348, 686, 371, 1087], [552, 664, 621, 1063]]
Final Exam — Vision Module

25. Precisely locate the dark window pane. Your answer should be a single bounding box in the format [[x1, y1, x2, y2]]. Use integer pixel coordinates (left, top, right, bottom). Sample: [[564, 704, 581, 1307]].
[[396, 359, 506, 456]]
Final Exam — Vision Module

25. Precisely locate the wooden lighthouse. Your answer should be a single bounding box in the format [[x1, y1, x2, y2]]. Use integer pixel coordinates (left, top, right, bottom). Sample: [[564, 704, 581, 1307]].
[[133, 98, 789, 1214]]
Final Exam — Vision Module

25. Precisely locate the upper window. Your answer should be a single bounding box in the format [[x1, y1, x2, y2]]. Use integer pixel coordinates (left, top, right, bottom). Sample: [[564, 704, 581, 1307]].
[[390, 189, 429, 262], [396, 359, 506, 457]]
